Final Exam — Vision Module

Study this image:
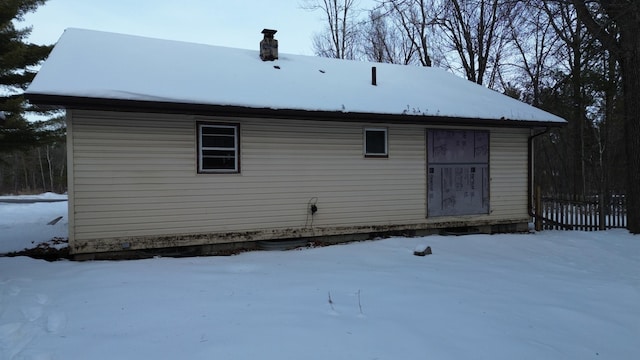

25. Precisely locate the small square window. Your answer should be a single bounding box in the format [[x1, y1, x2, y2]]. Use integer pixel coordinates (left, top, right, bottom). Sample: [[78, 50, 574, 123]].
[[197, 123, 239, 173], [364, 128, 388, 157]]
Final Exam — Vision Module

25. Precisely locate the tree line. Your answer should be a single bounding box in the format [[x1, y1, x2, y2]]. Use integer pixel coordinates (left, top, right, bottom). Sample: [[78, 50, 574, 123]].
[[0, 0, 66, 194], [304, 0, 639, 233], [0, 116, 66, 194]]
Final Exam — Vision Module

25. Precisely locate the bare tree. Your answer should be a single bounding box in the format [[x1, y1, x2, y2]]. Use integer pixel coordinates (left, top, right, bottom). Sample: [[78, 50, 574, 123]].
[[302, 0, 362, 59], [363, 9, 389, 62], [432, 0, 518, 87], [379, 0, 434, 66], [0, 115, 66, 194], [363, 9, 417, 64], [540, 0, 591, 196], [506, 2, 560, 107], [37, 147, 46, 192]]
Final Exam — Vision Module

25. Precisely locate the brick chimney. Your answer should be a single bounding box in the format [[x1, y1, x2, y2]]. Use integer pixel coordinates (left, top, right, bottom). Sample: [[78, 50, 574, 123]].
[[260, 29, 278, 61]]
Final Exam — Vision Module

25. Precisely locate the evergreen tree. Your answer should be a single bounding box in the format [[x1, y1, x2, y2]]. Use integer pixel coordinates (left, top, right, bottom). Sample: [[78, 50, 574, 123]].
[[0, 0, 54, 153]]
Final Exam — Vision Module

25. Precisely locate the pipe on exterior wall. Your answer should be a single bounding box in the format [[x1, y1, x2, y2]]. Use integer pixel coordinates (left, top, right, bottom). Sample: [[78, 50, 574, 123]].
[[528, 127, 551, 223]]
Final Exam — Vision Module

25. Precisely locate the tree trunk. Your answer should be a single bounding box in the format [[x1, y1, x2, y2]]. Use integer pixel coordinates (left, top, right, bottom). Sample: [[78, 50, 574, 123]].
[[46, 145, 54, 192], [570, 22, 585, 197], [21, 154, 29, 193], [620, 24, 640, 233], [38, 147, 46, 192]]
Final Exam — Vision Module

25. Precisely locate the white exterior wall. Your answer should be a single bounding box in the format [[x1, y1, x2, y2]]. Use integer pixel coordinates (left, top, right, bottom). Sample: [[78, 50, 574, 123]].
[[67, 110, 530, 254]]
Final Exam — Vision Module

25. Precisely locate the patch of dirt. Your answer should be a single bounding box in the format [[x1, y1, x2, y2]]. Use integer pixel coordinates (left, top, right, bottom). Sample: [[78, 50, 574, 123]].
[[6, 237, 70, 261]]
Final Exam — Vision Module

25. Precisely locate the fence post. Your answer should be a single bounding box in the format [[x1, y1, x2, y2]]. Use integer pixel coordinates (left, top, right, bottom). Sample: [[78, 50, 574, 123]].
[[599, 192, 606, 230]]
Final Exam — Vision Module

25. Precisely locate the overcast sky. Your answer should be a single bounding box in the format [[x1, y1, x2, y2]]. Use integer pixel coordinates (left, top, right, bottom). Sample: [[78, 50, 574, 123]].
[[21, 0, 346, 55]]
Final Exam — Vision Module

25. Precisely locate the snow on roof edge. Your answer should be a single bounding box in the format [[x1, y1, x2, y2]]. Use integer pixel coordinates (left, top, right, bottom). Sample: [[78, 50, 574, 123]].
[[27, 28, 567, 124]]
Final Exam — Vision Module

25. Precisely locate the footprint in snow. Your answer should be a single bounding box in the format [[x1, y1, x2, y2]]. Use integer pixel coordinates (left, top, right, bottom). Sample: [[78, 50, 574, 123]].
[[36, 294, 49, 305], [327, 309, 340, 316], [46, 311, 67, 334], [0, 322, 40, 360], [8, 286, 21, 296], [21, 306, 44, 322]]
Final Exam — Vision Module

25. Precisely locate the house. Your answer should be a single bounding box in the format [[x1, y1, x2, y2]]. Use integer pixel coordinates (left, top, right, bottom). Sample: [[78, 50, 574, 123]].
[[26, 28, 565, 259]]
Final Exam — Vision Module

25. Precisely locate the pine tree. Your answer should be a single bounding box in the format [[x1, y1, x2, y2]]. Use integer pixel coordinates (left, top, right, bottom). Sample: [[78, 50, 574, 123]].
[[0, 0, 54, 152]]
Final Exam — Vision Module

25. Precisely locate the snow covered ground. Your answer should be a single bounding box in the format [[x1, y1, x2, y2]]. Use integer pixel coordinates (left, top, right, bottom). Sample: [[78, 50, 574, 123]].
[[1, 194, 639, 359], [0, 193, 68, 254]]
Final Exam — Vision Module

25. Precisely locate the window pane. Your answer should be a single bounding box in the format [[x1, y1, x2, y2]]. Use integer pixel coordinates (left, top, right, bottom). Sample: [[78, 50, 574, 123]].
[[366, 130, 386, 155], [202, 150, 236, 170], [202, 157, 236, 170], [202, 134, 235, 148], [202, 149, 235, 157], [201, 126, 235, 136]]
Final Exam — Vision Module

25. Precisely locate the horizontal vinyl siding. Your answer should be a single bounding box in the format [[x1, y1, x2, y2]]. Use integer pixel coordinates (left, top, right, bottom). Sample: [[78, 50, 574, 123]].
[[68, 110, 530, 250], [241, 121, 425, 229], [488, 128, 529, 219], [70, 111, 427, 243]]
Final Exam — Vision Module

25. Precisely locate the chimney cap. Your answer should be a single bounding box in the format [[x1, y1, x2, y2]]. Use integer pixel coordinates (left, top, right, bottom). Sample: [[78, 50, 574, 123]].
[[262, 29, 277, 37]]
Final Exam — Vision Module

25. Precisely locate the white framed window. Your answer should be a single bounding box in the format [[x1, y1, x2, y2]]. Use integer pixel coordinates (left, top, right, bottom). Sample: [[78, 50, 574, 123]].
[[197, 122, 239, 173], [364, 127, 388, 157]]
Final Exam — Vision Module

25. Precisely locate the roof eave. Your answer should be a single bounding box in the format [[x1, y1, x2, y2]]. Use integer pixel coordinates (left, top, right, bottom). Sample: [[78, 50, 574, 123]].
[[24, 93, 567, 128]]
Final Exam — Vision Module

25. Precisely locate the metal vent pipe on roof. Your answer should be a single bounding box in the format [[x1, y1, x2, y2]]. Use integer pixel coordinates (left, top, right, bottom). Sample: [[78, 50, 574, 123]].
[[372, 66, 377, 86]]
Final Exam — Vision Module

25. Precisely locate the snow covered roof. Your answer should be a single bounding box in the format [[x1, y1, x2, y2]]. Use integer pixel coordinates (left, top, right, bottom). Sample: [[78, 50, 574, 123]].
[[26, 28, 565, 125]]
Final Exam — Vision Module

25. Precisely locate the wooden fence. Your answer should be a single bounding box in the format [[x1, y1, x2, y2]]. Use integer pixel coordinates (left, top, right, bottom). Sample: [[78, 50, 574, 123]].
[[534, 193, 627, 231]]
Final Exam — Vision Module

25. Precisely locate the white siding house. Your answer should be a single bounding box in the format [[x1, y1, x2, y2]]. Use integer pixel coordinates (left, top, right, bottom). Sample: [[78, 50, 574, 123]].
[[26, 29, 565, 258]]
